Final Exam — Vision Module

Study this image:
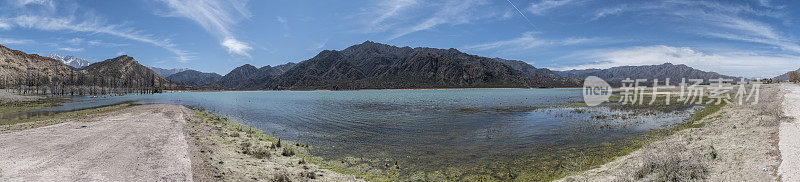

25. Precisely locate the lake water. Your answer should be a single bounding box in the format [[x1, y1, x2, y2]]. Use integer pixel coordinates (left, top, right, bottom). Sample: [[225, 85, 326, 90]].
[[25, 89, 695, 178]]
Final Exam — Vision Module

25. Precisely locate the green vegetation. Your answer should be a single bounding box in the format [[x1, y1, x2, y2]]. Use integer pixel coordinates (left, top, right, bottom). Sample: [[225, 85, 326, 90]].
[[0, 97, 65, 115], [189, 94, 728, 182], [0, 101, 134, 132]]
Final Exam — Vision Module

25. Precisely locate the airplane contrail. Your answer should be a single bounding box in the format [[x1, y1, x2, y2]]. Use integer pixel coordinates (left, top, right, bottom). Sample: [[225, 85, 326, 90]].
[[506, 0, 537, 30]]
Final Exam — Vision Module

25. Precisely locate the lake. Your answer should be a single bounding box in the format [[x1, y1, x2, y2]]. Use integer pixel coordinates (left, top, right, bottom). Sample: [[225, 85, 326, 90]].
[[25, 89, 696, 179]]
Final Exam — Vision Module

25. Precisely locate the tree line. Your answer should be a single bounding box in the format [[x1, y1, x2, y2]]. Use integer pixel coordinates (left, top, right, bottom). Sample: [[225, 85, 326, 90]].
[[1, 69, 167, 96]]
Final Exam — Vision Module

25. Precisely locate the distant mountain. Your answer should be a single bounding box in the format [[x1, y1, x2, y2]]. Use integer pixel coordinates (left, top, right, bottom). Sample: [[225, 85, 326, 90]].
[[494, 58, 578, 86], [203, 41, 578, 90], [0, 43, 172, 92], [149, 67, 191, 77], [215, 62, 296, 89], [0, 44, 75, 84], [773, 68, 800, 82], [268, 41, 579, 90], [166, 70, 222, 86], [47, 54, 91, 69], [82, 55, 170, 86], [556, 63, 739, 86]]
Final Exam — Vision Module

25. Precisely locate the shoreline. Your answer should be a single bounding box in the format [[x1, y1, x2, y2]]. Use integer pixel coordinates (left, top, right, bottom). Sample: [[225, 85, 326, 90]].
[[0, 92, 360, 181], [165, 87, 582, 92], [559, 84, 787, 181]]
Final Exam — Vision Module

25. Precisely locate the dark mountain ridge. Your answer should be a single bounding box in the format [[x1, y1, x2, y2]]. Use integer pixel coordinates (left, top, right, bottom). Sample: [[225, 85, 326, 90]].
[[267, 41, 580, 90]]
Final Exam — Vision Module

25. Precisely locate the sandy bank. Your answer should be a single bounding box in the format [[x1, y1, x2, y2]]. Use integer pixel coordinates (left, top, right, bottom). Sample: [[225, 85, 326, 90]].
[[0, 104, 192, 181], [560, 84, 786, 181], [184, 108, 361, 182], [780, 84, 800, 181], [0, 90, 42, 103]]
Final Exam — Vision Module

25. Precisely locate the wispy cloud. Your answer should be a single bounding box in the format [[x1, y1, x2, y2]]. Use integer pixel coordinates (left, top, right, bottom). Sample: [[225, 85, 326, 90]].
[[389, 0, 485, 40], [0, 37, 34, 45], [464, 32, 543, 51], [0, 21, 11, 30], [58, 47, 83, 52], [587, 1, 799, 55], [276, 16, 290, 37], [158, 0, 252, 57], [463, 31, 601, 51], [1, 15, 192, 62], [362, 0, 420, 33], [558, 45, 799, 77], [0, 1, 192, 62], [527, 0, 576, 15]]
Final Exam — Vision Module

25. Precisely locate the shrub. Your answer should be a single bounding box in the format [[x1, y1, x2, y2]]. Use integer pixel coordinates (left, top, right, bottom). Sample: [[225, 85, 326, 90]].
[[282, 147, 295, 156]]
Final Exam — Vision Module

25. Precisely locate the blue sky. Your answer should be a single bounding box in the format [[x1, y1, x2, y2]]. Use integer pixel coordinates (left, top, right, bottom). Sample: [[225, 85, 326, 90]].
[[1, 0, 799, 78]]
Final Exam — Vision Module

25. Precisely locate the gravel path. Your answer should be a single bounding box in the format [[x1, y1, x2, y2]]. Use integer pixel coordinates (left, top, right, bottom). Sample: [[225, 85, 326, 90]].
[[780, 84, 800, 181], [0, 104, 192, 181]]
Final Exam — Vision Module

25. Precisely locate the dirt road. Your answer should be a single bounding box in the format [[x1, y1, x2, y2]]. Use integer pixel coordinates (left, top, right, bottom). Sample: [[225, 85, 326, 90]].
[[0, 104, 192, 181], [780, 84, 800, 181]]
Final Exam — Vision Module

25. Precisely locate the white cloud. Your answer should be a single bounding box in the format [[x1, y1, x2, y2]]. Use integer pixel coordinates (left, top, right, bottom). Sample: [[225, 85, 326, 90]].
[[390, 0, 484, 40], [558, 45, 799, 78], [592, 6, 624, 20], [588, 1, 799, 54], [363, 0, 420, 33], [1, 15, 192, 62], [464, 32, 543, 51], [158, 0, 252, 57], [0, 21, 11, 30], [463, 31, 601, 51], [276, 16, 290, 37], [222, 38, 251, 57], [58, 47, 83, 52], [527, 0, 575, 15], [0, 37, 33, 44]]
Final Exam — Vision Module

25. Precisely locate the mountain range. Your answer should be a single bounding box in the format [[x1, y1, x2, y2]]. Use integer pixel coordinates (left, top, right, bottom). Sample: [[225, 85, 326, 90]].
[[171, 41, 581, 90], [2, 41, 756, 91], [773, 68, 800, 82], [555, 63, 739, 86], [0, 43, 170, 90], [47, 54, 92, 69], [165, 41, 752, 90], [149, 67, 191, 77]]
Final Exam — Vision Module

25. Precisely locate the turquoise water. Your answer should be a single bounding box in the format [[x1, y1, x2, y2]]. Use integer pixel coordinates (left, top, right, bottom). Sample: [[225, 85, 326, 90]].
[[29, 89, 693, 176]]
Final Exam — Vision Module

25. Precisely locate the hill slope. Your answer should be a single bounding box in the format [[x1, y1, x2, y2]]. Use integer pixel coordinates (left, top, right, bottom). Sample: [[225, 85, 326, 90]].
[[774, 68, 800, 82], [0, 43, 171, 92], [149, 67, 191, 77], [166, 70, 222, 86], [270, 41, 579, 90], [556, 63, 739, 86]]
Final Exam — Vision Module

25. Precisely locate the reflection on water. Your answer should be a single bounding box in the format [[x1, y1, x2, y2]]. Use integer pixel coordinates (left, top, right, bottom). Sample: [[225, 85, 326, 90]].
[[28, 89, 694, 177]]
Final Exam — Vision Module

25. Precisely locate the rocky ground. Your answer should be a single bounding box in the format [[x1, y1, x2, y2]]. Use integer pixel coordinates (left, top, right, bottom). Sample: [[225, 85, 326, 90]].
[[559, 84, 789, 181], [779, 84, 800, 181], [0, 104, 193, 181], [185, 107, 360, 182], [0, 101, 359, 182]]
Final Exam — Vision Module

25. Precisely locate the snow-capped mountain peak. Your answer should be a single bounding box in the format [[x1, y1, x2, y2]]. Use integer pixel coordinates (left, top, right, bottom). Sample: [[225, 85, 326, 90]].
[[48, 54, 92, 69]]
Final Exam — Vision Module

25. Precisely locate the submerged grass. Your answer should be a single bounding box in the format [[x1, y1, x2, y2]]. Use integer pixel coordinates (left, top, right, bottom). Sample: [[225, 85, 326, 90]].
[[0, 101, 134, 133], [186, 94, 728, 182], [0, 97, 65, 115]]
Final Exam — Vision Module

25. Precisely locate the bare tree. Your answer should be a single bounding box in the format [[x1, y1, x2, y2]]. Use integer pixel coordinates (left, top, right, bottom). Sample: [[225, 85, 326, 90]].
[[790, 71, 800, 84]]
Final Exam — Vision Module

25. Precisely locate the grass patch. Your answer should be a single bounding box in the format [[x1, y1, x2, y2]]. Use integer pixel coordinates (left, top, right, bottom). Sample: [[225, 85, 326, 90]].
[[0, 97, 65, 115], [0, 101, 134, 132]]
